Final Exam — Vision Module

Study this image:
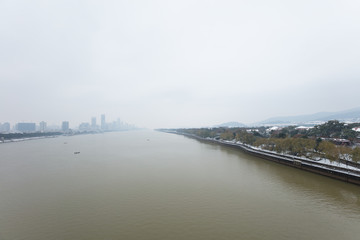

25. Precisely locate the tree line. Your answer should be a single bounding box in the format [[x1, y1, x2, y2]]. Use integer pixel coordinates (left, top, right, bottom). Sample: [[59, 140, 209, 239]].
[[177, 120, 360, 164]]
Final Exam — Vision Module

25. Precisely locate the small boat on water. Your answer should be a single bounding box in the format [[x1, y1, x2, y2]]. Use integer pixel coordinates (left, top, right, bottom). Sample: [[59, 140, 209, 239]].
[[74, 151, 80, 154]]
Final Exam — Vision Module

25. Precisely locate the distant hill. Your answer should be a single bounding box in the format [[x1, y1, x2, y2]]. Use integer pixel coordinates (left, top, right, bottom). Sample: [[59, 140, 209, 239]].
[[317, 107, 360, 122], [214, 122, 247, 128], [258, 107, 360, 126]]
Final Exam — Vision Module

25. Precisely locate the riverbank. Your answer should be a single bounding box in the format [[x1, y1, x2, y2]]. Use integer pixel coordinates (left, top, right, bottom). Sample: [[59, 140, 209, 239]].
[[0, 129, 140, 144], [163, 130, 360, 186], [0, 135, 59, 144], [0, 132, 63, 144]]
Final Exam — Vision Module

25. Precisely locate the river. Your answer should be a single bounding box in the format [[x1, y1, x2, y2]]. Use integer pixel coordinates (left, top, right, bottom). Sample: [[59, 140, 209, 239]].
[[0, 130, 359, 240]]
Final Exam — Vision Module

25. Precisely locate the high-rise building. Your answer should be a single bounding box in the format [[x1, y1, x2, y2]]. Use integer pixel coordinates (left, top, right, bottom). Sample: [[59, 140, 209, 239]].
[[16, 123, 36, 132], [0, 122, 10, 132], [39, 121, 47, 132], [62, 121, 69, 132], [91, 117, 97, 128], [101, 114, 106, 130]]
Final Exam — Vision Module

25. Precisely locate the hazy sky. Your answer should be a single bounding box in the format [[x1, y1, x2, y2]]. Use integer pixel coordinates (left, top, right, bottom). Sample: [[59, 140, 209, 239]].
[[1, 0, 360, 128]]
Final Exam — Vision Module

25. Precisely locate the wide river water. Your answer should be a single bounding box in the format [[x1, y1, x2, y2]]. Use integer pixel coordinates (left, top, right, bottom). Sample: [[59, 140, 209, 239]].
[[0, 130, 359, 240]]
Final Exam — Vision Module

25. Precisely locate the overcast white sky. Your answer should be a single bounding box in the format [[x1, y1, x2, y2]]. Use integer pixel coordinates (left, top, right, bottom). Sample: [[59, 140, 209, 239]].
[[1, 0, 360, 129]]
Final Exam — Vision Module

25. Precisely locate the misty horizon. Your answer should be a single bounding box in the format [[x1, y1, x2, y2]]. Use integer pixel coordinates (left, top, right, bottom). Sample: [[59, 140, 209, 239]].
[[2, 105, 360, 131]]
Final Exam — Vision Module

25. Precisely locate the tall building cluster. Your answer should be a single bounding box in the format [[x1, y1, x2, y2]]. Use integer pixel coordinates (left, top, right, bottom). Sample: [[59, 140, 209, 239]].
[[78, 114, 135, 132], [0, 114, 136, 134]]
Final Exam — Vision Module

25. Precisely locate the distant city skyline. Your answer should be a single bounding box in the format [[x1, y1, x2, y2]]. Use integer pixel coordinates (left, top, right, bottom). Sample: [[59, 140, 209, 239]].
[[0, 113, 136, 133], [0, 114, 122, 129]]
